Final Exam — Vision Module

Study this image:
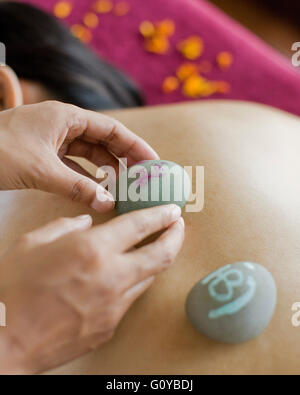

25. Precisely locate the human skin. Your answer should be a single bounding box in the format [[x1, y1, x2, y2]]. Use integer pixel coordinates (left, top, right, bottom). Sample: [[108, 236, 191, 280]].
[[0, 100, 300, 374], [0, 206, 183, 374], [0, 100, 161, 211], [0, 101, 185, 374]]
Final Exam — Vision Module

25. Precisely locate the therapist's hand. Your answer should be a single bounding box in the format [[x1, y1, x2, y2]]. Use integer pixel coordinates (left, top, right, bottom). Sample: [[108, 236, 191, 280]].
[[0, 101, 158, 212], [0, 204, 184, 375]]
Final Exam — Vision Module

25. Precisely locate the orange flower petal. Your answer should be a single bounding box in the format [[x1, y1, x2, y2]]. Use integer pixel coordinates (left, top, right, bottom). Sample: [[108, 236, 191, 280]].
[[54, 1, 72, 19], [157, 19, 175, 36], [94, 0, 113, 14], [162, 76, 179, 93], [83, 12, 99, 28], [183, 75, 218, 98], [176, 63, 198, 81], [182, 75, 205, 97], [198, 82, 218, 96], [71, 24, 92, 43], [114, 1, 130, 16], [217, 51, 233, 70], [139, 21, 156, 38], [145, 35, 170, 54], [178, 36, 204, 60]]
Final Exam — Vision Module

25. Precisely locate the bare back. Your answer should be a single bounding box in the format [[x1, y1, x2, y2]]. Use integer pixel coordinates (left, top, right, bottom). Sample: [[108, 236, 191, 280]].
[[0, 101, 299, 374]]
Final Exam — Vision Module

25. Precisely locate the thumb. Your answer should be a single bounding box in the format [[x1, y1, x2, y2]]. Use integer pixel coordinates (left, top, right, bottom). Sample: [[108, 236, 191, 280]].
[[23, 215, 93, 246], [40, 158, 115, 212]]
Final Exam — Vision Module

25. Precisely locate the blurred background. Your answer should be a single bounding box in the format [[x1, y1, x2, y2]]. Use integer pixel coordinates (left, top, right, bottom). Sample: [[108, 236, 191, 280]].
[[9, 0, 300, 116], [210, 0, 300, 56]]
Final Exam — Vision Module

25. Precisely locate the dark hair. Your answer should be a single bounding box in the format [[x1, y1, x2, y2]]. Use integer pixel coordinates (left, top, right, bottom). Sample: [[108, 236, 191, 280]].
[[0, 1, 143, 109]]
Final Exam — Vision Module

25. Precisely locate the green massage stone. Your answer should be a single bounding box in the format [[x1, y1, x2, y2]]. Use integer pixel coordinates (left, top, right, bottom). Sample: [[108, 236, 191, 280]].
[[115, 160, 191, 215], [186, 262, 277, 344]]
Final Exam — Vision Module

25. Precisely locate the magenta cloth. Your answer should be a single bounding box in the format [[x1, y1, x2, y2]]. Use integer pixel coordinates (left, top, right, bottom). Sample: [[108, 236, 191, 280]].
[[18, 0, 300, 115]]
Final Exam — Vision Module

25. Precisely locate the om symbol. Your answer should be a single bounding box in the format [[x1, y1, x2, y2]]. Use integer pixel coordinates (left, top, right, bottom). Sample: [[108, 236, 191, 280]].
[[201, 263, 257, 320]]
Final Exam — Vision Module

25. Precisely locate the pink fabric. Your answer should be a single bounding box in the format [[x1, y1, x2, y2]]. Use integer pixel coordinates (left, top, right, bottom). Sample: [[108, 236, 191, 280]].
[[19, 0, 300, 115]]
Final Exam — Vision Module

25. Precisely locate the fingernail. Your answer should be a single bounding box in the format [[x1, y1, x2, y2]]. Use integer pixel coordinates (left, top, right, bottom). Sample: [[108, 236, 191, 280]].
[[91, 193, 115, 212], [177, 217, 185, 228], [77, 215, 91, 221], [170, 205, 181, 221]]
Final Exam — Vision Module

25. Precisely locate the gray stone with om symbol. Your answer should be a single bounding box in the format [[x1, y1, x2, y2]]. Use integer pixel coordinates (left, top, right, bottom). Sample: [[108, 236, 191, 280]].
[[115, 160, 191, 215], [186, 262, 277, 343]]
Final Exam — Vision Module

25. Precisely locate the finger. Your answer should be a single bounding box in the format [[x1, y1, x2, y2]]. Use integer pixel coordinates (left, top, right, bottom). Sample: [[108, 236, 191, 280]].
[[40, 156, 115, 213], [121, 217, 185, 290], [121, 276, 154, 312], [0, 65, 23, 109], [23, 215, 92, 245], [69, 107, 159, 166], [66, 140, 120, 175], [62, 157, 98, 182], [89, 204, 182, 251]]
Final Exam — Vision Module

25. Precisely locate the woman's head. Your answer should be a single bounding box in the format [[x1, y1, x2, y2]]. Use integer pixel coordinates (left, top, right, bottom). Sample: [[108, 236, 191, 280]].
[[0, 1, 143, 111]]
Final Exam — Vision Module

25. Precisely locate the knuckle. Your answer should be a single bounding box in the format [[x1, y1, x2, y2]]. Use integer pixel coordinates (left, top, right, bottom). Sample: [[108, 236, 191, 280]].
[[64, 102, 79, 114], [42, 101, 82, 130], [69, 178, 91, 202], [42, 100, 64, 116], [73, 236, 100, 266], [62, 103, 86, 129], [43, 100, 62, 108], [160, 247, 175, 267], [103, 121, 119, 146], [79, 254, 101, 279], [86, 252, 101, 272], [89, 241, 108, 265], [132, 213, 149, 238], [36, 101, 65, 127]]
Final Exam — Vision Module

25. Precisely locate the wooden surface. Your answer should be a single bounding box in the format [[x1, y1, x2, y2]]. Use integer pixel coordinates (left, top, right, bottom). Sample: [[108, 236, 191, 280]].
[[209, 0, 300, 57]]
